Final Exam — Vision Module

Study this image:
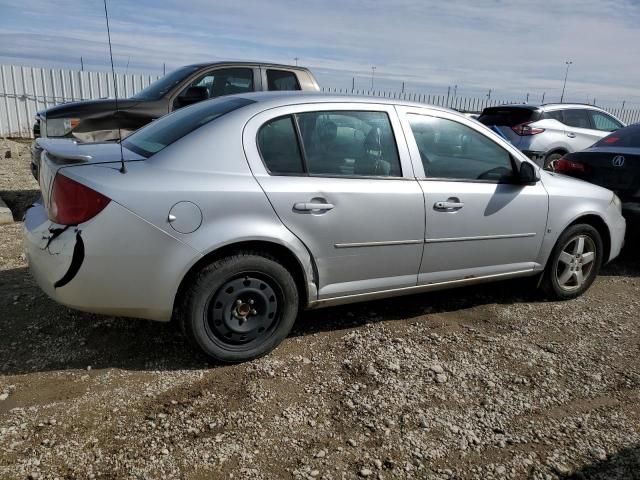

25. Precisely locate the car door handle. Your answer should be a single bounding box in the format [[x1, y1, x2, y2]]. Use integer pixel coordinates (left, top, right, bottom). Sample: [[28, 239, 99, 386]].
[[434, 200, 464, 210], [294, 202, 335, 212], [566, 132, 576, 138]]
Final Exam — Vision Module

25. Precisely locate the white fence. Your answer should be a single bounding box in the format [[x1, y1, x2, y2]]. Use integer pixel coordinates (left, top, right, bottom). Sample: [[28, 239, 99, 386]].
[[2, 63, 639, 138], [0, 64, 159, 138]]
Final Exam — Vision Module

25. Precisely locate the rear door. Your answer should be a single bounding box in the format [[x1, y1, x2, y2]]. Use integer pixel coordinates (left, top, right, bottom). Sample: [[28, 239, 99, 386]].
[[243, 103, 425, 299], [561, 108, 603, 151]]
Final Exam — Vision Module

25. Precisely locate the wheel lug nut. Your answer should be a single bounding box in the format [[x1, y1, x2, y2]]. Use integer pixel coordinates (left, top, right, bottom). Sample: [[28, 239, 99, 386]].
[[250, 309, 257, 315], [236, 299, 242, 305], [248, 299, 255, 305]]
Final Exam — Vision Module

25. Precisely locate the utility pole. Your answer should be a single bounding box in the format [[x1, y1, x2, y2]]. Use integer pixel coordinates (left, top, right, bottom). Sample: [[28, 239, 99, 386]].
[[371, 66, 376, 90], [560, 60, 573, 103], [526, 93, 529, 103], [401, 81, 405, 93], [351, 77, 355, 92], [80, 56, 84, 71], [294, 57, 299, 66], [163, 63, 166, 75]]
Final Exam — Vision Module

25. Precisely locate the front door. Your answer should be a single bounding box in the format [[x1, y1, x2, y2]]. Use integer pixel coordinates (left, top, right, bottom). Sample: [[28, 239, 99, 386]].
[[397, 107, 549, 284], [243, 104, 425, 299]]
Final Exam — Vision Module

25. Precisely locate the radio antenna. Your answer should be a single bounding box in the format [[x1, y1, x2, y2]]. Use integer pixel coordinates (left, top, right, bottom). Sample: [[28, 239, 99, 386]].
[[103, 0, 126, 174]]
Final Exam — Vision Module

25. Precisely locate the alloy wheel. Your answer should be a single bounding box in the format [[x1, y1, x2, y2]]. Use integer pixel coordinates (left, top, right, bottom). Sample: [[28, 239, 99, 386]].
[[555, 234, 597, 292]]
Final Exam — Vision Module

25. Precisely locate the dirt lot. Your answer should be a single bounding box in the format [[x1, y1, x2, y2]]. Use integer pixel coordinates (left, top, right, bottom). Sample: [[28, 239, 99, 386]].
[[1, 139, 639, 480]]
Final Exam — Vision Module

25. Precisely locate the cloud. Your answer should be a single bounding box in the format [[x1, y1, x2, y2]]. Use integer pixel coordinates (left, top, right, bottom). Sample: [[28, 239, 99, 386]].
[[1, 0, 639, 106]]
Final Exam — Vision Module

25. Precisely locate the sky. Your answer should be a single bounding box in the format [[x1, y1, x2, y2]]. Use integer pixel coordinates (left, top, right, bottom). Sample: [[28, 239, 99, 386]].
[[0, 0, 639, 107]]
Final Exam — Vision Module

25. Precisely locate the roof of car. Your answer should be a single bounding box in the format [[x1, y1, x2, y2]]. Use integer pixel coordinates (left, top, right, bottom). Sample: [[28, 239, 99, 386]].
[[482, 102, 608, 112], [232, 91, 460, 114], [183, 61, 311, 71]]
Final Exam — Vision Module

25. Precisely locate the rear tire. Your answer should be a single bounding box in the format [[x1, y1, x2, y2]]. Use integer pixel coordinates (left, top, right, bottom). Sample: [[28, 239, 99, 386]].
[[540, 224, 603, 300], [180, 252, 299, 363], [543, 152, 564, 171]]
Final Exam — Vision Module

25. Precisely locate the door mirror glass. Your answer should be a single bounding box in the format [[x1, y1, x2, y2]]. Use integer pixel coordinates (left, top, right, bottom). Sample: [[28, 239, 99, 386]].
[[518, 161, 539, 184]]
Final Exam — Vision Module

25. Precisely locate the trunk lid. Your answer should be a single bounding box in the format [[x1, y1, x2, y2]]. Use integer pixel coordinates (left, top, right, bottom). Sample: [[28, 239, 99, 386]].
[[567, 147, 640, 201], [36, 138, 144, 209]]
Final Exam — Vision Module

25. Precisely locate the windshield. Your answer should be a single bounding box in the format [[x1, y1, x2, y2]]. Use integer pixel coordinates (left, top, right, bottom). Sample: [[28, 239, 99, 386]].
[[594, 124, 640, 148], [123, 97, 255, 157], [131, 66, 200, 100]]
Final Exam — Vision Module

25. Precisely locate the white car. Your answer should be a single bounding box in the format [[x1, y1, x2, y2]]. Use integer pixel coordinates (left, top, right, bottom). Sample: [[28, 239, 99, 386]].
[[478, 104, 625, 169]]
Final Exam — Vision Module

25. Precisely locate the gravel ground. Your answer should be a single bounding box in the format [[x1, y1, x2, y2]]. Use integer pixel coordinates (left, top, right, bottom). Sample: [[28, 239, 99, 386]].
[[1, 139, 639, 480]]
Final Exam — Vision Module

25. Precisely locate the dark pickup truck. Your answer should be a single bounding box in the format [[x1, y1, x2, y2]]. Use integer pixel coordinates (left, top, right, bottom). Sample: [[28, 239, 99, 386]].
[[31, 61, 319, 178]]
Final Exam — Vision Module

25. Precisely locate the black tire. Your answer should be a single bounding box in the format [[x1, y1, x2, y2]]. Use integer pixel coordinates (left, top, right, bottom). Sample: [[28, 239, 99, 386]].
[[540, 224, 603, 300], [543, 152, 565, 171], [180, 252, 299, 363]]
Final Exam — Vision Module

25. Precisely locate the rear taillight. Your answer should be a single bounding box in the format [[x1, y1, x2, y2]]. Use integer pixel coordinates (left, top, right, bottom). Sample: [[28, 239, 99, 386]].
[[554, 157, 587, 175], [49, 173, 110, 225], [512, 122, 545, 136]]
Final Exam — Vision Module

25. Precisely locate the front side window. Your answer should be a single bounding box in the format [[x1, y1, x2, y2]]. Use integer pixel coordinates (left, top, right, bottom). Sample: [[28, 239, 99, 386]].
[[257, 110, 402, 178], [408, 114, 513, 181], [174, 68, 254, 109], [267, 70, 301, 91], [589, 111, 622, 131], [562, 109, 591, 129]]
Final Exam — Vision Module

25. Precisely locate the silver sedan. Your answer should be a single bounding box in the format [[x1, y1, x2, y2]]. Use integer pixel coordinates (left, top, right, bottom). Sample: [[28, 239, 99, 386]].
[[24, 93, 626, 362]]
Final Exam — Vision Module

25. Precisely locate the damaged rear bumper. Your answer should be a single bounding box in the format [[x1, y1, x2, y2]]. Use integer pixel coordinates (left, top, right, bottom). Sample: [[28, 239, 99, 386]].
[[23, 201, 200, 321]]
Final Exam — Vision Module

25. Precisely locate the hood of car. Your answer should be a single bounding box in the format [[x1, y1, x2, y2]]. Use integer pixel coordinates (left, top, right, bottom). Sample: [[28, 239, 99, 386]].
[[540, 169, 613, 202], [40, 98, 144, 119]]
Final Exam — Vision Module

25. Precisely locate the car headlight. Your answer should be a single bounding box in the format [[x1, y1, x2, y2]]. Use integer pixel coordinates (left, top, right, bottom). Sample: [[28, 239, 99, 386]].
[[45, 118, 80, 137], [611, 193, 622, 213]]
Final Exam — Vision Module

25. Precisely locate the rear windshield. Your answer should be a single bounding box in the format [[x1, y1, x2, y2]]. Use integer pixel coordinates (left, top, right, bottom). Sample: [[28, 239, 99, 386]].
[[123, 97, 255, 157], [594, 124, 640, 148], [478, 107, 538, 127]]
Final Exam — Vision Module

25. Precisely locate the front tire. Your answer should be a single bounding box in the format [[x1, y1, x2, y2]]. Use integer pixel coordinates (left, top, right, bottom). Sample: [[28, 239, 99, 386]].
[[181, 252, 299, 363], [540, 224, 603, 300]]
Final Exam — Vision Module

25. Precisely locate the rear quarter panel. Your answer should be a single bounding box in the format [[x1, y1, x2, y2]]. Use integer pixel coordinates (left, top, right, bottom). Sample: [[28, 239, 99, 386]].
[[63, 111, 318, 304]]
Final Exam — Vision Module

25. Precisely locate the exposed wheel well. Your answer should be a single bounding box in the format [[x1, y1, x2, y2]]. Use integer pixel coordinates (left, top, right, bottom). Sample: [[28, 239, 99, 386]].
[[173, 241, 310, 320], [545, 148, 568, 159], [568, 215, 611, 263]]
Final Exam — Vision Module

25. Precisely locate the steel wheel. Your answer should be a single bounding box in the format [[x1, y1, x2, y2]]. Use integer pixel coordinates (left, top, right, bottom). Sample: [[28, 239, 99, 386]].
[[555, 234, 597, 292], [205, 273, 281, 350]]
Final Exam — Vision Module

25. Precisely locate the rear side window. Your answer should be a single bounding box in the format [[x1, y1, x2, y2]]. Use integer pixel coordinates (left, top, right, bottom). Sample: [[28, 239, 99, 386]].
[[594, 124, 640, 148], [123, 97, 255, 157], [478, 107, 537, 127], [544, 110, 564, 122], [257, 111, 402, 178], [267, 70, 301, 91], [257, 116, 304, 174], [408, 114, 514, 182], [589, 111, 622, 131], [562, 109, 591, 129]]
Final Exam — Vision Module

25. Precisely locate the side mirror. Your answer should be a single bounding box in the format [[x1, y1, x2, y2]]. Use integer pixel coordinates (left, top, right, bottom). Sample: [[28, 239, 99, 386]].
[[178, 86, 208, 106], [518, 161, 540, 185]]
